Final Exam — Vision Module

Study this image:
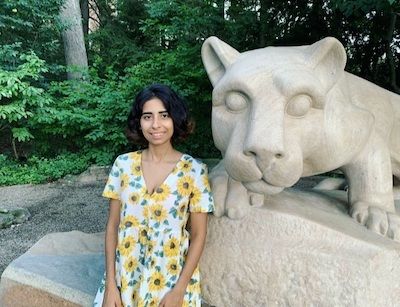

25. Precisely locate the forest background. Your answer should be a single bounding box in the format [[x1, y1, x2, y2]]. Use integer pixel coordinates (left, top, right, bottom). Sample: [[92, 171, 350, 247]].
[[0, 0, 399, 186]]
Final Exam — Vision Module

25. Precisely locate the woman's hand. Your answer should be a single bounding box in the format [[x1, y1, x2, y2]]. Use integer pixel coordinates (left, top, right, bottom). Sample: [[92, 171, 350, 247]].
[[102, 282, 122, 307], [159, 288, 185, 307]]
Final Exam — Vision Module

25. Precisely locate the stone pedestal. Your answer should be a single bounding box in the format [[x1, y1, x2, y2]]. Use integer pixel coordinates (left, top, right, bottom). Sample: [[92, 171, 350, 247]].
[[0, 231, 104, 307], [200, 189, 400, 307]]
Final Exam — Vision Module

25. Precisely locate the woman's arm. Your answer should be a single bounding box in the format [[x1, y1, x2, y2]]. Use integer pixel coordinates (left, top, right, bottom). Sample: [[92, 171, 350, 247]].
[[102, 199, 122, 307], [160, 212, 208, 307]]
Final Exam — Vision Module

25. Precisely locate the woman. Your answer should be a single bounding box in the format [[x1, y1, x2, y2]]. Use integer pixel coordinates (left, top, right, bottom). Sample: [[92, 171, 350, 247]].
[[93, 84, 214, 307]]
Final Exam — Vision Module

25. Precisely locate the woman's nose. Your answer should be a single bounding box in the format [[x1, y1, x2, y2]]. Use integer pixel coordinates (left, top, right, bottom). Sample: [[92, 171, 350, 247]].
[[152, 117, 160, 128]]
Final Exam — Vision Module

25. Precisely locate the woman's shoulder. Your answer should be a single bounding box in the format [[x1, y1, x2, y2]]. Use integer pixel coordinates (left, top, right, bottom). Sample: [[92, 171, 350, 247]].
[[114, 150, 142, 164], [180, 153, 208, 171]]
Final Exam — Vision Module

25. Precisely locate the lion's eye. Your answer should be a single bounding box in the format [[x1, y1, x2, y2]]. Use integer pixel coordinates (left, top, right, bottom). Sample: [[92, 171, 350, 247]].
[[225, 92, 248, 112], [286, 94, 312, 117]]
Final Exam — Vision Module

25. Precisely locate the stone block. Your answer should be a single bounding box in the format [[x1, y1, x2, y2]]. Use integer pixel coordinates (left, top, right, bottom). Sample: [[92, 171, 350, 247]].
[[200, 189, 400, 306], [0, 231, 105, 307]]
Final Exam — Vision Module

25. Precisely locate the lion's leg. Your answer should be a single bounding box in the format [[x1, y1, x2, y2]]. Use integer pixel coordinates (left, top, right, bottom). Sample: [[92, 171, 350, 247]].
[[342, 135, 398, 239], [209, 160, 264, 219]]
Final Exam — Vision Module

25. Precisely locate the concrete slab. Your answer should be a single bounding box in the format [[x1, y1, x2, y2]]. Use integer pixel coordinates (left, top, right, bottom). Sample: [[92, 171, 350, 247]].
[[0, 231, 105, 307]]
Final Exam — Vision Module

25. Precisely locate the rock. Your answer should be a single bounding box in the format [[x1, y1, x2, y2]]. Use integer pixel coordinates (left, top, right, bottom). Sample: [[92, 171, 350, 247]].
[[0, 230, 213, 307], [0, 208, 30, 229], [0, 213, 14, 229], [200, 188, 400, 307], [0, 231, 104, 307], [59, 165, 110, 185]]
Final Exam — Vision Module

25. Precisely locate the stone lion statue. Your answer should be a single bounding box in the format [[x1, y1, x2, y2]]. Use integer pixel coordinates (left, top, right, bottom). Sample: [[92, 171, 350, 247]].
[[201, 36, 400, 240]]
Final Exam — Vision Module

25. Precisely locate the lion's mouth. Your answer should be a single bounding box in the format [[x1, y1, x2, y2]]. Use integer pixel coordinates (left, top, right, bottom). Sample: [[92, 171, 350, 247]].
[[243, 178, 284, 195]]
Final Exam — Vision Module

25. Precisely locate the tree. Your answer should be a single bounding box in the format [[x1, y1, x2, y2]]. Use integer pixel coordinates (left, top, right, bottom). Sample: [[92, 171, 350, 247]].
[[59, 0, 88, 79]]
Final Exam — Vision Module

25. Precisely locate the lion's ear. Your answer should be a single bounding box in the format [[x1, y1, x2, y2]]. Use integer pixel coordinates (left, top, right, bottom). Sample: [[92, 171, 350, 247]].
[[201, 36, 240, 86], [306, 37, 347, 92]]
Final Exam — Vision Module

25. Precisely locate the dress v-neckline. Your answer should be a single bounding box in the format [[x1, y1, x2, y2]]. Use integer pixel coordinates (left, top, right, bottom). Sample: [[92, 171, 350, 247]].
[[139, 150, 184, 196]]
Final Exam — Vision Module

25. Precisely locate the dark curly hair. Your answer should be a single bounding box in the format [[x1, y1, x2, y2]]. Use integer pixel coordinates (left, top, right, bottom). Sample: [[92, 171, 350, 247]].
[[126, 84, 194, 145]]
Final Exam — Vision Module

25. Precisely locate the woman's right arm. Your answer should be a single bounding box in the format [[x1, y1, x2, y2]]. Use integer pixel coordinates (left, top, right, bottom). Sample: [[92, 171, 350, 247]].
[[102, 199, 122, 307]]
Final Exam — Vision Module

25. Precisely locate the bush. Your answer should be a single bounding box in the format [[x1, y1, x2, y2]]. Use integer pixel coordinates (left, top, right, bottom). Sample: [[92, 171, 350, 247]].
[[0, 153, 91, 186]]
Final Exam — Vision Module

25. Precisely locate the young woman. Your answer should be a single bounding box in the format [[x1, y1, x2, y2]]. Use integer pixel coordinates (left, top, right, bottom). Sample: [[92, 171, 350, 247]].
[[93, 84, 214, 307]]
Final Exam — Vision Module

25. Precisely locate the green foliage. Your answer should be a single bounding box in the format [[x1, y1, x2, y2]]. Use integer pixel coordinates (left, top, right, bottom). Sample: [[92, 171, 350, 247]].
[[332, 0, 398, 15], [0, 0, 399, 186], [0, 152, 91, 186], [32, 69, 131, 163], [0, 0, 64, 66], [0, 47, 53, 145]]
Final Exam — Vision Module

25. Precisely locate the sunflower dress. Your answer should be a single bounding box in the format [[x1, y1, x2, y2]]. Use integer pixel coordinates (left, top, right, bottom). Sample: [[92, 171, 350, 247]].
[[93, 151, 214, 307]]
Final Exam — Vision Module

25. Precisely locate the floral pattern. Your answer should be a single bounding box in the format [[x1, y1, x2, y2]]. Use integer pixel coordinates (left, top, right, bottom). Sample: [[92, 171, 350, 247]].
[[93, 150, 214, 307]]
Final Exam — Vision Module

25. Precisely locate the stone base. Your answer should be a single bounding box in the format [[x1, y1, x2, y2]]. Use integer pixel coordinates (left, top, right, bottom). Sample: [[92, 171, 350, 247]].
[[2, 188, 400, 306], [0, 231, 105, 307], [200, 189, 400, 307]]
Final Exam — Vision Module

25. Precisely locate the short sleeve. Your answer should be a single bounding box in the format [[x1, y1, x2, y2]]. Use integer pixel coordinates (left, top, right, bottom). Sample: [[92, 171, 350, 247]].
[[102, 158, 122, 200], [189, 162, 214, 213]]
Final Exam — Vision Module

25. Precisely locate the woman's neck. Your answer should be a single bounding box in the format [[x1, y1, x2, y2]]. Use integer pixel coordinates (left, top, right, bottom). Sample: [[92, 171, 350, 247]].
[[145, 143, 175, 163]]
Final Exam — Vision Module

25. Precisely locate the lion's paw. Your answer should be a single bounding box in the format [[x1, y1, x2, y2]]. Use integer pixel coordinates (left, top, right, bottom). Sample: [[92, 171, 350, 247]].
[[350, 201, 400, 240], [387, 213, 400, 242], [209, 164, 264, 219], [350, 202, 388, 235]]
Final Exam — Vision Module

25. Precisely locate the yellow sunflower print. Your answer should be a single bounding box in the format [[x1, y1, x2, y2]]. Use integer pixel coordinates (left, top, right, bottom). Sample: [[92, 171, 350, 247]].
[[149, 203, 167, 222], [203, 173, 211, 189], [137, 297, 145, 307], [148, 271, 166, 292], [177, 202, 187, 220], [164, 237, 179, 257], [148, 297, 160, 307], [131, 163, 141, 177], [177, 176, 194, 197], [123, 256, 138, 273], [147, 240, 156, 254], [128, 151, 141, 161], [177, 160, 192, 173], [152, 183, 170, 201], [142, 206, 150, 219], [128, 192, 140, 205], [102, 190, 119, 200], [120, 275, 129, 293], [190, 186, 202, 206], [187, 278, 200, 294], [139, 228, 148, 245], [167, 258, 179, 275], [121, 215, 139, 229], [120, 173, 130, 190], [94, 151, 214, 307], [118, 235, 135, 256]]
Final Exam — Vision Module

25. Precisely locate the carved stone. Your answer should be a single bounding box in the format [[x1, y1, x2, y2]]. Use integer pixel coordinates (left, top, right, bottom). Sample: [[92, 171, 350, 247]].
[[200, 189, 400, 306], [201, 36, 400, 240]]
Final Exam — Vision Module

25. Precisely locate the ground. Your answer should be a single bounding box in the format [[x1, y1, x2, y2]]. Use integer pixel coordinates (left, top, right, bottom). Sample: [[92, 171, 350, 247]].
[[0, 180, 108, 276], [0, 166, 323, 277]]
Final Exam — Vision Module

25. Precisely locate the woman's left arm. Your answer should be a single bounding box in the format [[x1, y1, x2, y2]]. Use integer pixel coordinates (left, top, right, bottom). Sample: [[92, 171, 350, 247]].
[[159, 212, 208, 307]]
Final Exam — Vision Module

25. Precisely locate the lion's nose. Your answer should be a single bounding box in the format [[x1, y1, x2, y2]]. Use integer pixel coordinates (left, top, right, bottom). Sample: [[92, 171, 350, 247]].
[[244, 143, 285, 162], [244, 149, 285, 159]]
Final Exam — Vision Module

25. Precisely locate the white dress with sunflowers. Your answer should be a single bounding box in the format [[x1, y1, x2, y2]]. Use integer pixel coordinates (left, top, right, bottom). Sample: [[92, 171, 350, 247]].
[[93, 151, 214, 307]]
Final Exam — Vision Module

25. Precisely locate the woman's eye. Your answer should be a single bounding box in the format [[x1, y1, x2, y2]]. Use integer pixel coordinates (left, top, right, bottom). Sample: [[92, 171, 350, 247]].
[[142, 115, 151, 120], [286, 94, 312, 117], [161, 113, 169, 119], [225, 92, 248, 112]]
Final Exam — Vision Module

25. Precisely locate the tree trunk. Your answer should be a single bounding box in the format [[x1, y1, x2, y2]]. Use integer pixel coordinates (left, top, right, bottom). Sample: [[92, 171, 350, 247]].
[[385, 9, 400, 94], [80, 0, 89, 36], [60, 0, 88, 80]]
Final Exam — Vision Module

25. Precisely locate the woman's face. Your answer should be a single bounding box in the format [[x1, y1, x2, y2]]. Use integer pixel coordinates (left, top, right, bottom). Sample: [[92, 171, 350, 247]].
[[140, 98, 174, 146]]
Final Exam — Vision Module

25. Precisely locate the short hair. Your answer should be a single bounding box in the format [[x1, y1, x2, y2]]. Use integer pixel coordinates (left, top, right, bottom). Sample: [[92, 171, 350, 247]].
[[127, 84, 194, 145]]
